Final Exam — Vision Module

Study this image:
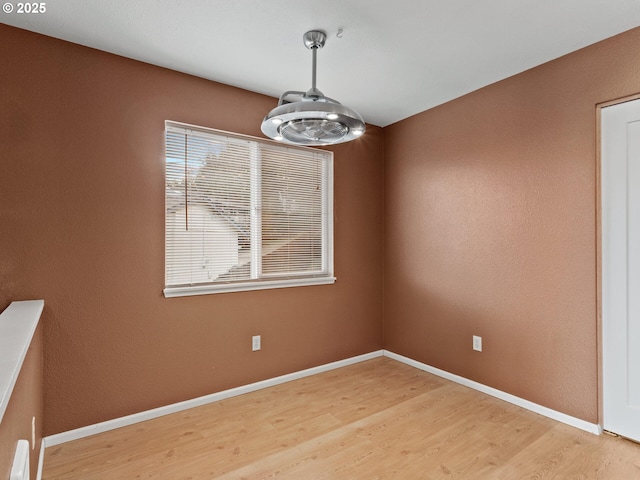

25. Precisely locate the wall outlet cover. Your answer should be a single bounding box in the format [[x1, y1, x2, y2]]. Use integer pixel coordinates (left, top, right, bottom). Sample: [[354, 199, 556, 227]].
[[473, 335, 482, 352]]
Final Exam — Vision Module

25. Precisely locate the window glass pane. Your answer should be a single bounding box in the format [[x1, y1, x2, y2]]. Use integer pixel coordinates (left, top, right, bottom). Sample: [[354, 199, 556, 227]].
[[166, 130, 252, 285], [261, 146, 323, 276]]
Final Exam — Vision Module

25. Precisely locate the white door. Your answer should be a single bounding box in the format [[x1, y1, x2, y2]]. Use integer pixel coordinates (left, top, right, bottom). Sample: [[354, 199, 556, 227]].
[[602, 97, 640, 442]]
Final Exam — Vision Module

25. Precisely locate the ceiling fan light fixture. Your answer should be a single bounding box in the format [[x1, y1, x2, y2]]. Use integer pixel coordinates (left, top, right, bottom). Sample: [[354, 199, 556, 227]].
[[261, 30, 365, 146]]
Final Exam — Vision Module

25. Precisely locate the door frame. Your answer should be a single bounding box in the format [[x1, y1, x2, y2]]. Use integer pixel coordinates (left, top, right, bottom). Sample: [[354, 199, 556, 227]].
[[597, 92, 640, 433]]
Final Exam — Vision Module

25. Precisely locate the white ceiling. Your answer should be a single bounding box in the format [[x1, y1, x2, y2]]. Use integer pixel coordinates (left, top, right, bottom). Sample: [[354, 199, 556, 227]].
[[3, 0, 640, 127]]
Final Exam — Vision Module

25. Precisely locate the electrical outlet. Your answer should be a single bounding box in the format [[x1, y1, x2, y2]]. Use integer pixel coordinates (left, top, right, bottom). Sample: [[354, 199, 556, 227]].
[[252, 335, 261, 351], [473, 335, 482, 352]]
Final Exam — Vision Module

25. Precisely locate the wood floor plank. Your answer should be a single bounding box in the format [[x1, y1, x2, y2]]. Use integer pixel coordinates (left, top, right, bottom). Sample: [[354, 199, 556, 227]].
[[43, 357, 640, 479]]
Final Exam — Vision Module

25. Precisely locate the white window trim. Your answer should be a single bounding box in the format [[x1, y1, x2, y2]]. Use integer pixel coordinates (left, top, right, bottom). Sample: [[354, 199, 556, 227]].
[[163, 121, 335, 297], [164, 275, 336, 298]]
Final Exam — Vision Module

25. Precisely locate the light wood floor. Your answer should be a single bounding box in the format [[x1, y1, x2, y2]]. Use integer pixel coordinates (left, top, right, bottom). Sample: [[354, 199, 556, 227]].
[[43, 357, 640, 479]]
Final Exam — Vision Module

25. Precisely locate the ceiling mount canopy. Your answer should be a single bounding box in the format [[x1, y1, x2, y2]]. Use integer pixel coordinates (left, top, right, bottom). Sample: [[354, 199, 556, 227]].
[[261, 30, 366, 146]]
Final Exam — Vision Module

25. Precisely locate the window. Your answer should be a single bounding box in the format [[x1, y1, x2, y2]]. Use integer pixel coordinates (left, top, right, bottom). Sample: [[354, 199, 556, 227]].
[[164, 121, 334, 297]]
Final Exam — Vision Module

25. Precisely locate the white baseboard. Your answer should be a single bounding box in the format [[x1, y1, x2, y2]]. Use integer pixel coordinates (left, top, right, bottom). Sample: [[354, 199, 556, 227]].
[[383, 350, 602, 435], [43, 348, 601, 450], [44, 350, 384, 447]]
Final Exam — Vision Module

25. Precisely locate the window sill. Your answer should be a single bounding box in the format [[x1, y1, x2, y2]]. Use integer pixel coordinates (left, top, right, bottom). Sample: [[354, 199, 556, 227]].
[[163, 276, 336, 298]]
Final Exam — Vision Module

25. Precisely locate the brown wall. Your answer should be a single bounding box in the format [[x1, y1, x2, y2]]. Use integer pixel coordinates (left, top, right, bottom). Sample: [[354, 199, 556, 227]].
[[0, 24, 384, 435], [0, 323, 43, 480], [384, 27, 640, 423]]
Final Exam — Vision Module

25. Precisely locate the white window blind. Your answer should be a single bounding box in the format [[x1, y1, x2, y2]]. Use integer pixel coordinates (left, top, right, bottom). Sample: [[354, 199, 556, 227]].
[[164, 121, 334, 297]]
